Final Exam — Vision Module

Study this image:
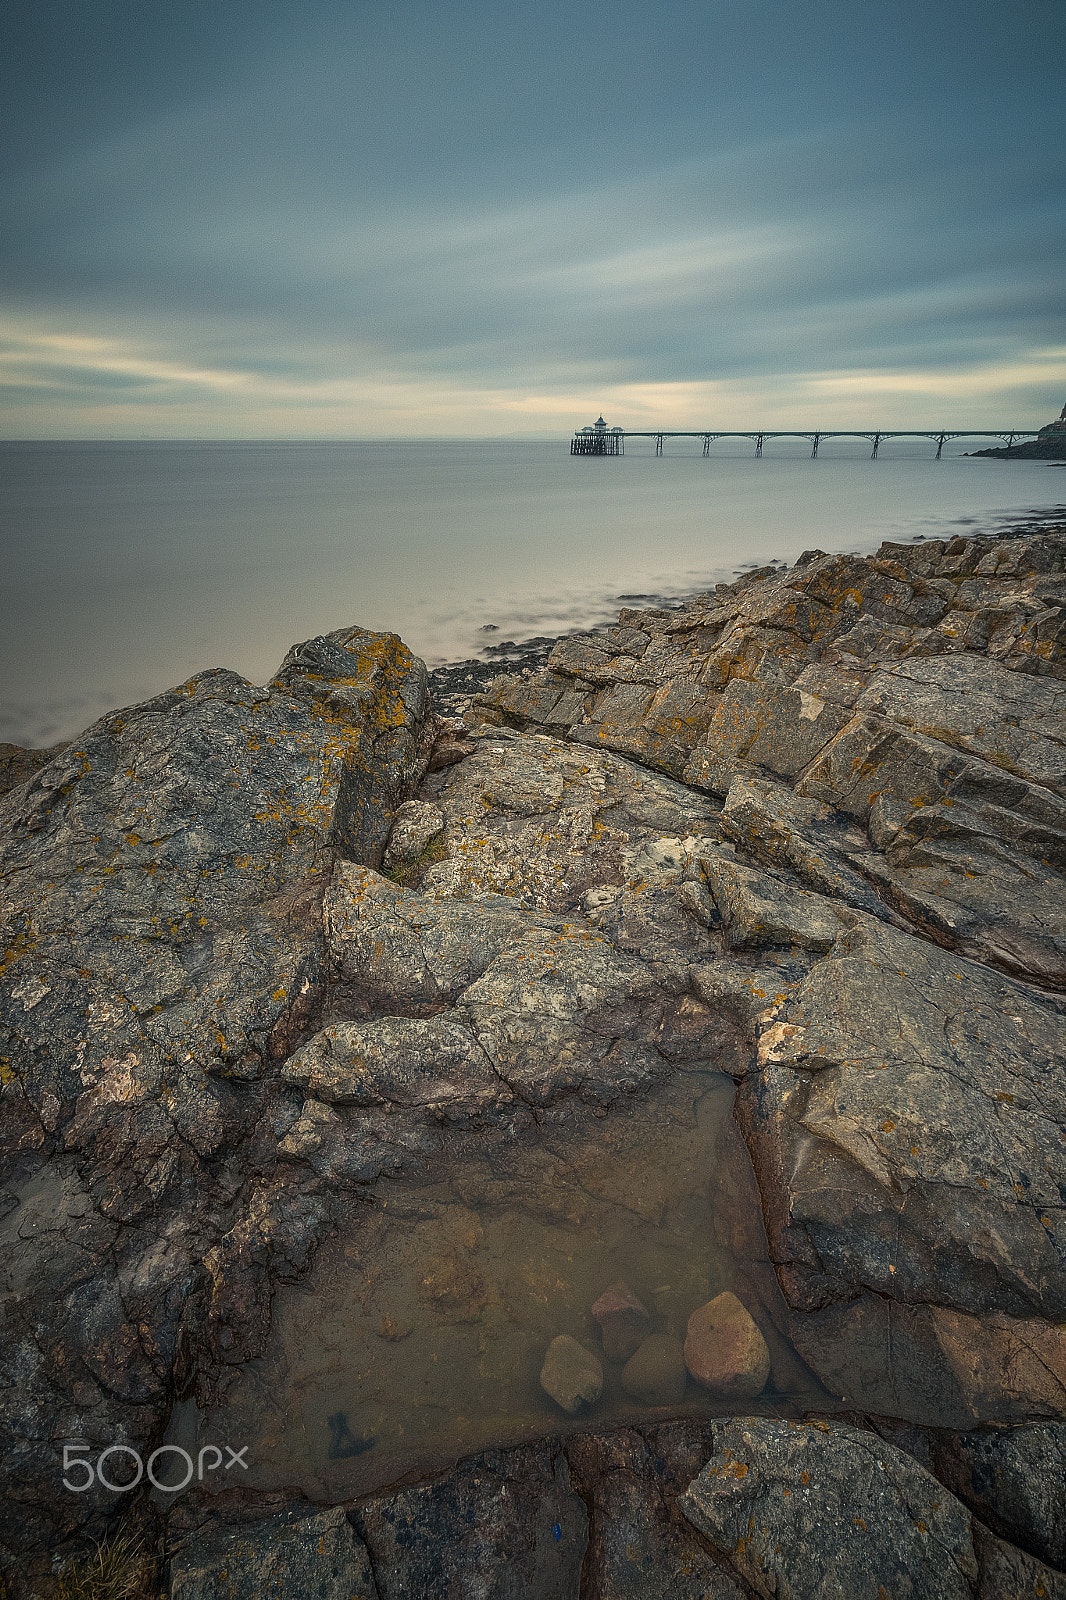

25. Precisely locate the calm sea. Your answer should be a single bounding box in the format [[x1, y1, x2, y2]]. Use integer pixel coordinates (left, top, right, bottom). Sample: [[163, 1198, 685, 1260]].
[[1, 437, 1062, 747]]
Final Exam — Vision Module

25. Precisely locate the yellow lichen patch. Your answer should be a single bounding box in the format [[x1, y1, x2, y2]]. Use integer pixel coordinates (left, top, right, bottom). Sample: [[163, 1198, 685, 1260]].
[[0, 929, 38, 978]]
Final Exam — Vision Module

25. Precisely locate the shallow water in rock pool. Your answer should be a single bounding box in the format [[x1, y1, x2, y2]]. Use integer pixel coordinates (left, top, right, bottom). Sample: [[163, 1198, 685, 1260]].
[[186, 1068, 827, 1501]]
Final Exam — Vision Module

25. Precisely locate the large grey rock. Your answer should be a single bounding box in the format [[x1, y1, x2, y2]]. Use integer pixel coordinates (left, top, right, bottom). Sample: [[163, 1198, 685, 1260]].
[[972, 1524, 1066, 1599], [353, 1440, 588, 1600], [932, 1422, 1066, 1569], [0, 740, 69, 799], [325, 859, 544, 1007], [737, 913, 1066, 1420], [168, 1504, 376, 1599], [700, 850, 856, 953], [683, 678, 850, 795], [383, 798, 444, 868], [418, 731, 718, 915], [2, 627, 430, 1102], [690, 955, 803, 1040], [678, 1417, 978, 1600], [854, 655, 1066, 794], [719, 772, 891, 918], [566, 1428, 747, 1600], [281, 1011, 499, 1113], [457, 923, 686, 1105], [0, 625, 432, 1554]]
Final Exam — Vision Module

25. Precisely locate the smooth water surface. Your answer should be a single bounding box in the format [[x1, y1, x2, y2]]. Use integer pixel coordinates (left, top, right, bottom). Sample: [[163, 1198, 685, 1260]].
[[192, 1068, 821, 1500], [1, 437, 1062, 745]]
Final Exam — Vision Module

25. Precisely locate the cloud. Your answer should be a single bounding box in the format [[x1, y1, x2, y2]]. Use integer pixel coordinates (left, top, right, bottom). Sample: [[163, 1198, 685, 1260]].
[[1, 0, 1063, 435], [1, 301, 1061, 437]]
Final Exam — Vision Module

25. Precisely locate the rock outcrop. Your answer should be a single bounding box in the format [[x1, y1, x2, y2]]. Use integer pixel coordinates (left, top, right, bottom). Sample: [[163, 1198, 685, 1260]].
[[0, 626, 434, 1564], [2, 526, 1065, 1597]]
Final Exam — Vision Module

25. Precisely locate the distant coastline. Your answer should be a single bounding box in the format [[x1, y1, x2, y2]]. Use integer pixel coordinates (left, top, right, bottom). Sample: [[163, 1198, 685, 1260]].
[[970, 415, 1066, 460], [969, 435, 1066, 460]]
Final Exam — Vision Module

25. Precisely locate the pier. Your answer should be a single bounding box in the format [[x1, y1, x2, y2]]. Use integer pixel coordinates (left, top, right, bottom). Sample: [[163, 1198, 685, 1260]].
[[571, 418, 1039, 459]]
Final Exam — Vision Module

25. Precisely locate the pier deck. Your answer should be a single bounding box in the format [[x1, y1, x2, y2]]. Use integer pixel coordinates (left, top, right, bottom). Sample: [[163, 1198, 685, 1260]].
[[572, 429, 1039, 458]]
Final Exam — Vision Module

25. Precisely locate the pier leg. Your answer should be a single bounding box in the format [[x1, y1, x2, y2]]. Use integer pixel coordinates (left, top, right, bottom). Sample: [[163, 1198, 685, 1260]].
[[755, 433, 763, 457], [936, 433, 945, 459], [870, 433, 881, 459], [702, 434, 709, 456], [810, 434, 820, 458], [1007, 432, 1015, 449], [656, 434, 663, 456]]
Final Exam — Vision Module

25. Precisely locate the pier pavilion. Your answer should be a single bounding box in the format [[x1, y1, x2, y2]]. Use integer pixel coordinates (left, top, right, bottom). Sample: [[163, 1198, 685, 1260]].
[[571, 415, 625, 455]]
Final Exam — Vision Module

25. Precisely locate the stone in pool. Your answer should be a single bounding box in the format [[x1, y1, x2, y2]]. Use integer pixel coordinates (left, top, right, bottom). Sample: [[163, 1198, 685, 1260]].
[[540, 1335, 604, 1415], [591, 1280, 651, 1363], [684, 1291, 770, 1399], [621, 1333, 687, 1407]]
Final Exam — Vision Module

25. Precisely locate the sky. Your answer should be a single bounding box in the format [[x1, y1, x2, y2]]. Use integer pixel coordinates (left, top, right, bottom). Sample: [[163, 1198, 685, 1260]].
[[1, 0, 1064, 437]]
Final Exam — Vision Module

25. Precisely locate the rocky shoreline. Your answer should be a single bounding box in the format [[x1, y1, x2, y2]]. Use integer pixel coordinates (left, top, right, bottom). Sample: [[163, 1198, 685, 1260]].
[[1, 523, 1065, 1597], [969, 438, 1066, 460]]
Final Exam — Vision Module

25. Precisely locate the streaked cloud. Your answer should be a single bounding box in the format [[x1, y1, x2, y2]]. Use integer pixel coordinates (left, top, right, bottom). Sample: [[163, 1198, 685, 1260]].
[[1, 0, 1063, 436]]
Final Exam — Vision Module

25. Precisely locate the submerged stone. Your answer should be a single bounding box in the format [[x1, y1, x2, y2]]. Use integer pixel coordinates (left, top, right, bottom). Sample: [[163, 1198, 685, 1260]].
[[541, 1335, 604, 1414], [684, 1291, 770, 1399], [591, 1280, 652, 1362], [621, 1334, 687, 1407]]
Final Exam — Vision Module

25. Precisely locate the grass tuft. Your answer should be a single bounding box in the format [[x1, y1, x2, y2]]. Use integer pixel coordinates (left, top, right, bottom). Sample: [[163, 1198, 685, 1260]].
[[381, 830, 448, 887], [54, 1534, 143, 1600]]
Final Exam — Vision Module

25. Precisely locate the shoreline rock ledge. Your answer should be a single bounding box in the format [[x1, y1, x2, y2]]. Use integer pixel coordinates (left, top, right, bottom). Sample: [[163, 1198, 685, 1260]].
[[2, 527, 1066, 1598]]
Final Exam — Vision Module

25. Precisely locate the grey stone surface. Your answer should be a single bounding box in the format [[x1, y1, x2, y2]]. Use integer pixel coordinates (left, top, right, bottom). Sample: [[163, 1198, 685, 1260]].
[[353, 1440, 588, 1600], [719, 773, 890, 918], [0, 740, 69, 799], [325, 859, 544, 1007], [281, 1011, 498, 1113], [932, 1422, 1066, 1569], [168, 1504, 377, 1599], [738, 916, 1066, 1338], [566, 1428, 747, 1600], [972, 1524, 1066, 1600], [679, 1417, 978, 1600], [700, 850, 856, 953]]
